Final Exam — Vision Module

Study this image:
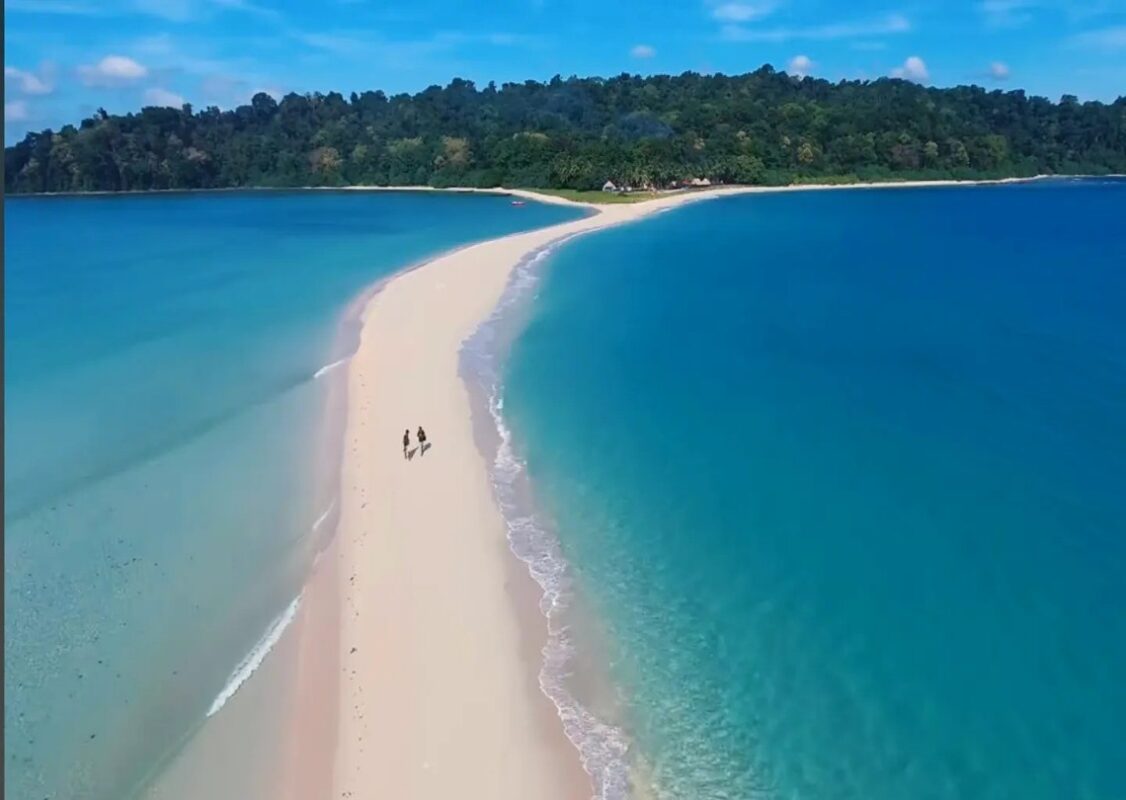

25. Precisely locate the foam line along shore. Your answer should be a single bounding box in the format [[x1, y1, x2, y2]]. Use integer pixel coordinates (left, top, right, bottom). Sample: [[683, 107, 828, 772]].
[[319, 186, 760, 799]]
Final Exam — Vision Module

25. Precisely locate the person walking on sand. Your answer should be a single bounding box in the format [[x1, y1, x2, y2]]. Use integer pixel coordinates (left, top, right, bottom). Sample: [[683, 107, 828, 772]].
[[402, 428, 410, 459], [417, 426, 428, 456]]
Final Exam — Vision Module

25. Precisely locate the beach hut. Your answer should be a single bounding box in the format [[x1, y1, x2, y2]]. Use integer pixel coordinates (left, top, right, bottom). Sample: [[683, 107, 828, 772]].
[[602, 180, 618, 192]]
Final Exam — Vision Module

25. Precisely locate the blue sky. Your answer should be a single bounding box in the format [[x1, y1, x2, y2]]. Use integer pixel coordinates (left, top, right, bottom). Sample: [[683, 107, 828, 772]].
[[5, 0, 1126, 143]]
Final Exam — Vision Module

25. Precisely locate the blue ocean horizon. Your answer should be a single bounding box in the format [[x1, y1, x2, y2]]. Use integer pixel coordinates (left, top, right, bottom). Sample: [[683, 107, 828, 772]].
[[497, 179, 1126, 799], [3, 190, 585, 800]]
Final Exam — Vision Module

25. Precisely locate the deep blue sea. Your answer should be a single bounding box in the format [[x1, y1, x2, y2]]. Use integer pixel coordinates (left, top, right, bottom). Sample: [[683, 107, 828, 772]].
[[497, 179, 1126, 800], [3, 190, 584, 800]]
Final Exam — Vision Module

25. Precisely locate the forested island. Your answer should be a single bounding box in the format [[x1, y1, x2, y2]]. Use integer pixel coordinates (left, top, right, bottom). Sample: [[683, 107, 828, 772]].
[[5, 65, 1125, 194]]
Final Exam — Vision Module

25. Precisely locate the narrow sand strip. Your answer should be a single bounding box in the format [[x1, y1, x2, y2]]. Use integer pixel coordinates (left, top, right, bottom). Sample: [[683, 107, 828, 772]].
[[327, 173, 1066, 798], [329, 187, 758, 800]]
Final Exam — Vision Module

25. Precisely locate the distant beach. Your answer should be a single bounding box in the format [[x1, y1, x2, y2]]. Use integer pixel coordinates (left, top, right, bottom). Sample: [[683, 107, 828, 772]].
[[338, 173, 1062, 200], [12, 171, 1099, 202]]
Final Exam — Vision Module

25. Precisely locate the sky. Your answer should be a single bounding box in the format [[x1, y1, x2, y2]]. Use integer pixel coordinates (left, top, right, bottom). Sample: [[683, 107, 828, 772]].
[[5, 0, 1126, 143]]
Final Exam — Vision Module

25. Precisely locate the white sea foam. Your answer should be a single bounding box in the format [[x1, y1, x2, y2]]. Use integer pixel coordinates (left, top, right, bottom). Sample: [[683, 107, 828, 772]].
[[487, 391, 632, 799], [206, 594, 301, 718], [311, 501, 335, 532], [461, 236, 632, 800], [313, 357, 349, 379]]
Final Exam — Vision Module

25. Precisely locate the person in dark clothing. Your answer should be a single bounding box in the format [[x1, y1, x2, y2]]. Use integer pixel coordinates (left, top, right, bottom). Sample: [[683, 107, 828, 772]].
[[402, 428, 410, 459], [417, 426, 428, 456]]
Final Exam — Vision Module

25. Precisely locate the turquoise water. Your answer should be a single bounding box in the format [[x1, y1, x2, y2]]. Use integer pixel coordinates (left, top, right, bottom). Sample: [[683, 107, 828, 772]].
[[498, 180, 1126, 799], [3, 190, 584, 800]]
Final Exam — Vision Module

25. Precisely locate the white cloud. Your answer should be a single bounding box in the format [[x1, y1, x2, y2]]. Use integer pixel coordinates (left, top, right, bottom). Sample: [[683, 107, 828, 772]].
[[144, 87, 186, 106], [989, 61, 1010, 79], [78, 55, 148, 86], [1070, 26, 1126, 50], [787, 54, 814, 77], [5, 100, 30, 121], [5, 66, 54, 95], [631, 44, 656, 58], [721, 13, 909, 42], [890, 55, 929, 81], [711, 1, 776, 22]]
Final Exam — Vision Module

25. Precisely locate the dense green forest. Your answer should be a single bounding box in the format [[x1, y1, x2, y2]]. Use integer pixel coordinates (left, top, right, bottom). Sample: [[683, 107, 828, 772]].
[[5, 66, 1126, 193]]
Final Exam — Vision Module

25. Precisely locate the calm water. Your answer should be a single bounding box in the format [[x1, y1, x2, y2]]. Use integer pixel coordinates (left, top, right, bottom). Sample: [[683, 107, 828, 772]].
[[3, 190, 583, 800], [499, 180, 1126, 799]]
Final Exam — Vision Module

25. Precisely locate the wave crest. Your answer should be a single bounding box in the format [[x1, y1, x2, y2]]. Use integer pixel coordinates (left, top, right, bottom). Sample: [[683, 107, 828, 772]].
[[313, 357, 349, 380], [206, 594, 301, 718]]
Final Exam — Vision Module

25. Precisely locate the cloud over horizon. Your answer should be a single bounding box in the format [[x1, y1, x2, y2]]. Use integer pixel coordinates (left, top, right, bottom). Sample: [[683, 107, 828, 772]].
[[891, 55, 929, 81], [78, 55, 148, 87], [6, 65, 56, 95], [787, 54, 814, 76]]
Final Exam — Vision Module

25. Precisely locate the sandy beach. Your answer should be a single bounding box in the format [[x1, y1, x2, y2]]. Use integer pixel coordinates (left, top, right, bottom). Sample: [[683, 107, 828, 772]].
[[303, 174, 1068, 799], [51, 174, 1102, 800], [309, 186, 760, 800]]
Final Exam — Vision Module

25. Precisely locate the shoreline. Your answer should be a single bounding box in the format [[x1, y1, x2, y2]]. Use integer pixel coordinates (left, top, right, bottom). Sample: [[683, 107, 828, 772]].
[[11, 172, 1120, 203], [133, 173, 1110, 798], [139, 173, 1095, 798], [304, 172, 1095, 797], [317, 186, 757, 800], [458, 232, 635, 798]]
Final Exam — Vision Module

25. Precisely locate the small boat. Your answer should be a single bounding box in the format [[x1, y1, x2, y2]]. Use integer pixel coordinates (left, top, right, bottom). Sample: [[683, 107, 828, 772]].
[[511, 200, 526, 206]]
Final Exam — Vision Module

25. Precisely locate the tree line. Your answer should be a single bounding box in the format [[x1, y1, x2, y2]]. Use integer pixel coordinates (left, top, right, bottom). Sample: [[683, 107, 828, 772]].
[[5, 66, 1125, 194]]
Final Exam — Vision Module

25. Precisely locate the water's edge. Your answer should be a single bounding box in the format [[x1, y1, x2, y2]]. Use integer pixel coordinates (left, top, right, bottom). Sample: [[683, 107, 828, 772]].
[[128, 249, 446, 799], [459, 235, 632, 800]]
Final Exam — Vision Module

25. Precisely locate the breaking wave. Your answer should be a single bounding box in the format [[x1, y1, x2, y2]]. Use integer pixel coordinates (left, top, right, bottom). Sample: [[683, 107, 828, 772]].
[[206, 594, 302, 718]]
